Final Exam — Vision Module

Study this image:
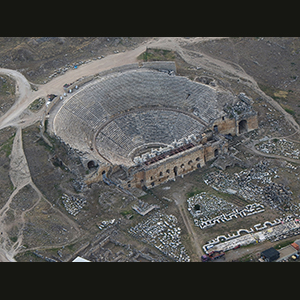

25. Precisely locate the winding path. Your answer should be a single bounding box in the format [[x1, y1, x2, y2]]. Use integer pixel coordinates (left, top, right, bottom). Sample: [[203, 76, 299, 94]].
[[0, 41, 160, 261]]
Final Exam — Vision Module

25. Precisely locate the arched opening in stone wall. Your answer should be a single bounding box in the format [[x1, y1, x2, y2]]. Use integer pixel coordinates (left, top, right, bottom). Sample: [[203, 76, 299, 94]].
[[213, 125, 218, 133], [238, 119, 248, 134], [174, 166, 178, 176], [214, 148, 219, 157]]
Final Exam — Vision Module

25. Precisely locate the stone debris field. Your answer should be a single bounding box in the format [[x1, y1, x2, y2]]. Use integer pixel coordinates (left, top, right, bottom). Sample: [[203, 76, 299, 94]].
[[61, 193, 87, 216], [187, 192, 236, 220], [129, 212, 190, 262], [203, 160, 295, 212], [97, 218, 115, 230], [192, 157, 300, 255], [256, 138, 300, 159], [187, 192, 265, 229], [73, 225, 172, 262]]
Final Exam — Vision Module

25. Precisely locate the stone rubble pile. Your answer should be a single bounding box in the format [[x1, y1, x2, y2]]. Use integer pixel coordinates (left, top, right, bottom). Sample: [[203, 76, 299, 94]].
[[204, 161, 287, 207], [203, 160, 298, 213], [187, 192, 265, 229], [129, 212, 190, 262], [286, 162, 298, 170], [223, 93, 255, 119], [98, 218, 116, 230], [258, 104, 287, 133], [187, 192, 236, 219], [255, 138, 300, 159], [262, 182, 293, 210], [61, 193, 87, 216]]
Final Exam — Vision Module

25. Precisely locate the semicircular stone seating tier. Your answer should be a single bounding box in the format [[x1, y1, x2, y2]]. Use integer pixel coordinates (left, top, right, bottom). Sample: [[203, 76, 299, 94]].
[[95, 110, 205, 165], [53, 69, 231, 164]]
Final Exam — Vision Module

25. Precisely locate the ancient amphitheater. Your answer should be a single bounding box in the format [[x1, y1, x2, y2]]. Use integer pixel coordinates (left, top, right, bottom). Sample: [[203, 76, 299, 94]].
[[49, 61, 258, 189]]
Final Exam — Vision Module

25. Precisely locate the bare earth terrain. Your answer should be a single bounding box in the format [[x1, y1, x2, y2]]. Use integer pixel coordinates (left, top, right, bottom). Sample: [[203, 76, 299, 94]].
[[1, 37, 300, 262]]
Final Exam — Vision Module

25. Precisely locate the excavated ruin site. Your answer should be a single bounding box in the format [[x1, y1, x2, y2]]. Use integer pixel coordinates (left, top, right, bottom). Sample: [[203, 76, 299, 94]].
[[50, 61, 258, 190], [1, 37, 300, 262]]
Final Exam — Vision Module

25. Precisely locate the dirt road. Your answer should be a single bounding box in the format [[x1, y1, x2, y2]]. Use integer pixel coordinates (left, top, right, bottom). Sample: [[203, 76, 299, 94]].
[[0, 128, 31, 261], [172, 191, 204, 261], [0, 44, 145, 130], [0, 126, 81, 261]]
